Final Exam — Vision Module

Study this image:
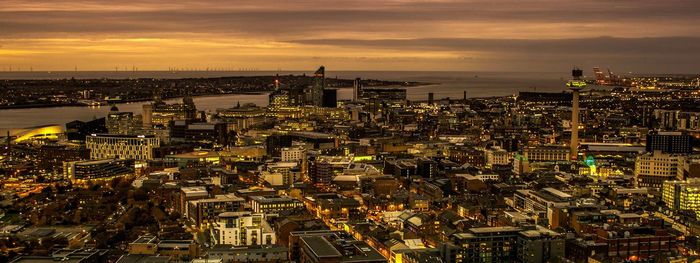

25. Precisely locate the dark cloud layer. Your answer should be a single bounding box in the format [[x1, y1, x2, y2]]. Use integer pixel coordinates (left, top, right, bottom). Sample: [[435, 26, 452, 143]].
[[1, 0, 699, 72]]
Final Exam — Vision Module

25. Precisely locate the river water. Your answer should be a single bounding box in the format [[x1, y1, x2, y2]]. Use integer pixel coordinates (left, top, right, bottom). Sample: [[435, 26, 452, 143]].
[[0, 71, 583, 132]]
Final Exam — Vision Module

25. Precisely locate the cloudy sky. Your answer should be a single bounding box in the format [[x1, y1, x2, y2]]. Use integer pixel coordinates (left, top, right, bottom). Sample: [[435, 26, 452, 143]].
[[1, 0, 699, 72]]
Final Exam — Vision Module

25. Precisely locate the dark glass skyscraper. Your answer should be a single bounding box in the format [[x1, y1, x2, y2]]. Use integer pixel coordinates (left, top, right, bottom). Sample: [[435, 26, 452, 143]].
[[310, 66, 325, 106]]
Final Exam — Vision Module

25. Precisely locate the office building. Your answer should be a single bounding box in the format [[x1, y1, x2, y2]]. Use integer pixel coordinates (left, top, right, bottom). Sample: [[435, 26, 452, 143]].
[[281, 146, 305, 162], [127, 235, 200, 261], [106, 105, 140, 135], [143, 95, 197, 127], [635, 151, 680, 188], [86, 134, 160, 160], [513, 188, 574, 226], [645, 132, 692, 154], [663, 179, 700, 216]]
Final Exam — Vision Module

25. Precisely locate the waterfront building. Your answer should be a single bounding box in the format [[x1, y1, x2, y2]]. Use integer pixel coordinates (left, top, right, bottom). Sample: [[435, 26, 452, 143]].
[[106, 105, 140, 135], [143, 96, 197, 127]]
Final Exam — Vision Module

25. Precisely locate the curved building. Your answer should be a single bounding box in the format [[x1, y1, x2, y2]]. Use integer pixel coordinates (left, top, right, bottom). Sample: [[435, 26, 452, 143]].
[[12, 125, 64, 143]]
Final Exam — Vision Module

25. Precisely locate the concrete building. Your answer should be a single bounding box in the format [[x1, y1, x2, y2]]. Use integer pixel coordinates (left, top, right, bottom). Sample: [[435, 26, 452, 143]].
[[635, 151, 680, 188], [211, 212, 276, 246], [524, 145, 570, 162], [485, 146, 512, 167], [281, 146, 305, 162]]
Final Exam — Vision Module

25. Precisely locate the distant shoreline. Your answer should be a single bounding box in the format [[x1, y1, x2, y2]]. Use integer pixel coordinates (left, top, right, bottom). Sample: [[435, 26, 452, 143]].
[[0, 83, 434, 111], [0, 91, 268, 111]]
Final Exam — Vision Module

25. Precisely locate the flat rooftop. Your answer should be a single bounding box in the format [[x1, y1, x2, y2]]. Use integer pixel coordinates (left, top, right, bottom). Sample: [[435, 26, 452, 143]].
[[302, 236, 342, 258], [469, 226, 521, 234]]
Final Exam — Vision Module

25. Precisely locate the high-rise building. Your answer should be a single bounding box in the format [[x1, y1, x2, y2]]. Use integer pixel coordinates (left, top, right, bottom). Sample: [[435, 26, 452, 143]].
[[352, 78, 362, 102], [143, 94, 197, 127], [106, 105, 140, 135], [310, 66, 325, 106], [322, 89, 337, 108], [86, 134, 160, 160], [567, 67, 586, 161], [66, 118, 108, 141]]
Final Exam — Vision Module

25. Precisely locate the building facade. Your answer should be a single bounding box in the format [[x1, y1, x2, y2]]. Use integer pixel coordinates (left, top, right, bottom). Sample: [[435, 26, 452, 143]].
[[86, 134, 160, 160]]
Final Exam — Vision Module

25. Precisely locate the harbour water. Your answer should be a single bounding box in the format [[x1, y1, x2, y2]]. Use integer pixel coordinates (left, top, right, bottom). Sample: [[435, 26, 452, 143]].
[[0, 71, 579, 131]]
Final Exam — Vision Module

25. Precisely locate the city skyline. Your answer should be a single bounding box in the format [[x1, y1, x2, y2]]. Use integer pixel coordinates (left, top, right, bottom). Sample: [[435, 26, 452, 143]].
[[2, 0, 700, 73]]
